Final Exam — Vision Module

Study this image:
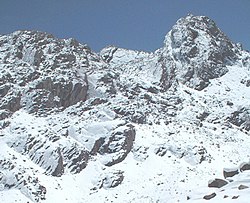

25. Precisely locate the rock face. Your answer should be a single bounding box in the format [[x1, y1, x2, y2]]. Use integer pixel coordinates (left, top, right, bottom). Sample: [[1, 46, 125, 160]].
[[51, 148, 64, 177], [33, 76, 88, 109], [228, 107, 250, 131], [0, 14, 250, 202], [162, 14, 239, 90], [98, 124, 136, 166], [8, 124, 90, 176], [0, 148, 47, 202], [0, 30, 94, 115]]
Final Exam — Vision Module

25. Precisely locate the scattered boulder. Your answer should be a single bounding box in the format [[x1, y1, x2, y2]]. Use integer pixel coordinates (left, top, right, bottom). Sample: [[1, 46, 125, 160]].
[[133, 146, 149, 161], [208, 178, 228, 188], [196, 145, 211, 164], [0, 158, 47, 202], [101, 170, 124, 189], [130, 112, 146, 124], [203, 192, 216, 200], [113, 107, 147, 124], [238, 184, 249, 190], [196, 112, 209, 121], [155, 146, 167, 157], [240, 162, 250, 172], [241, 78, 250, 87], [232, 195, 239, 199], [223, 167, 239, 179]]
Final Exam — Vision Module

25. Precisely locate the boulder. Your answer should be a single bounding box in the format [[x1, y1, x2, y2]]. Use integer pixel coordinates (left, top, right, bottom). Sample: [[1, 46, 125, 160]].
[[238, 184, 249, 190], [223, 167, 239, 179], [90, 137, 105, 155], [240, 162, 250, 172], [101, 170, 124, 189], [208, 178, 228, 188], [67, 149, 89, 174], [155, 146, 167, 157], [23, 134, 89, 175], [203, 193, 216, 200]]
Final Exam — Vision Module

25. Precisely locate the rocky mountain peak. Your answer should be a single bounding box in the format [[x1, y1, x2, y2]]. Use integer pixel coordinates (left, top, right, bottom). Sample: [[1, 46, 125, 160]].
[[164, 14, 238, 62], [160, 14, 241, 90]]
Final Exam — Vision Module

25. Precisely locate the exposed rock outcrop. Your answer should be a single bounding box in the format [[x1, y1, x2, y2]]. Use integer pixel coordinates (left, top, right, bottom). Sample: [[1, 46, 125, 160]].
[[0, 30, 97, 115], [99, 124, 136, 166], [101, 170, 124, 189], [228, 107, 250, 131], [51, 147, 64, 177], [162, 14, 239, 90]]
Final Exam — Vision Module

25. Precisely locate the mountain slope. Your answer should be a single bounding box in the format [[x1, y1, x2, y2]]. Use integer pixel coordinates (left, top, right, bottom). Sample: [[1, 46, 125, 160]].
[[1, 14, 250, 202]]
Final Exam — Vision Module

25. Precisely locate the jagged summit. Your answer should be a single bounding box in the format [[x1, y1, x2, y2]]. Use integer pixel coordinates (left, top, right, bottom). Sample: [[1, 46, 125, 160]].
[[159, 14, 241, 90], [166, 14, 226, 41], [1, 15, 250, 202], [164, 14, 239, 57]]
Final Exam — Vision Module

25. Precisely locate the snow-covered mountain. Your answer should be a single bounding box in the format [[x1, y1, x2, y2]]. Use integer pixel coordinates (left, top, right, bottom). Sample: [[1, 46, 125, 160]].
[[1, 14, 250, 202]]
